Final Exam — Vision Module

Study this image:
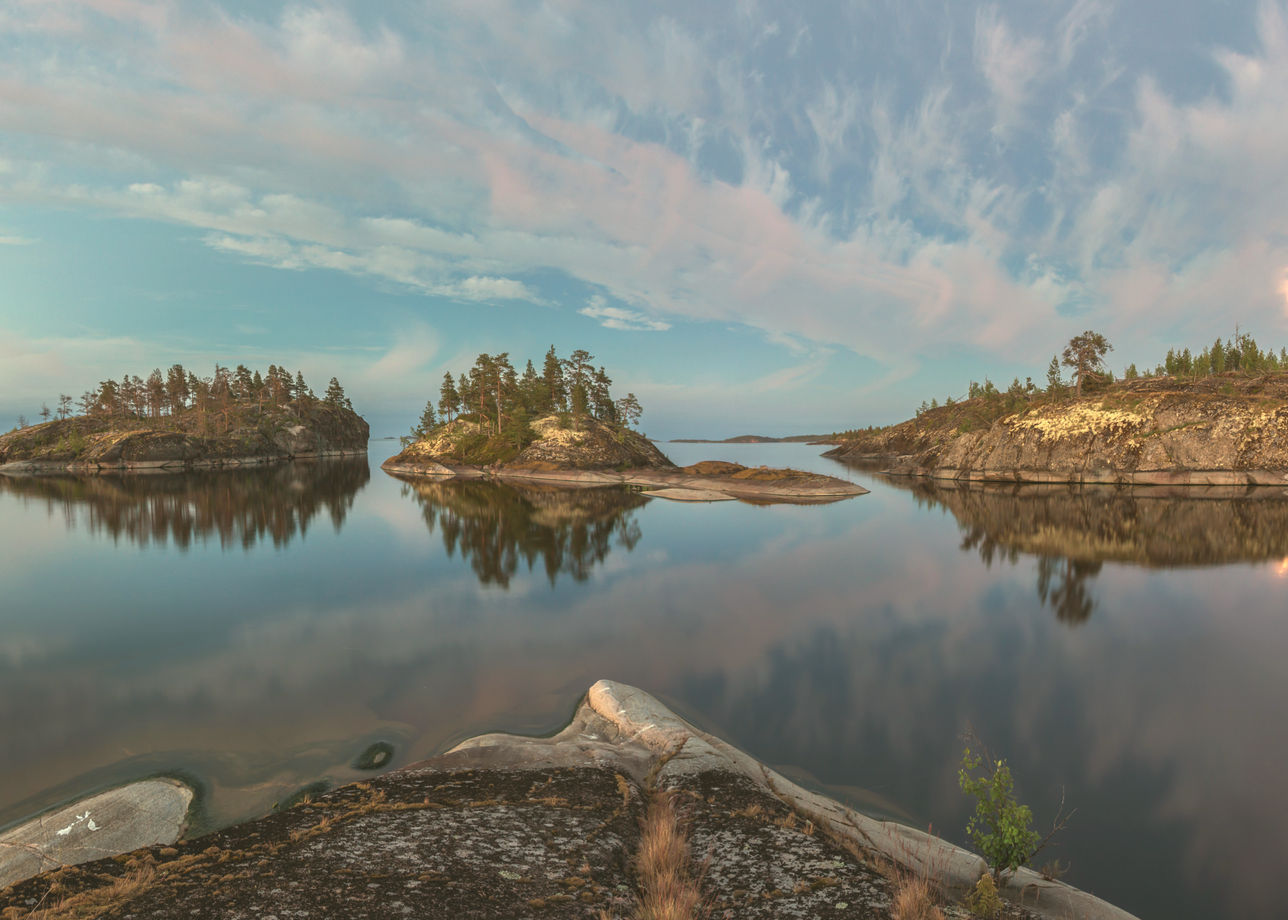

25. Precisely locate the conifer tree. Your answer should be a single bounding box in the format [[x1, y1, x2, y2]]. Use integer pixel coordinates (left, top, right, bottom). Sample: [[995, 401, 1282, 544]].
[[438, 372, 460, 423], [1045, 356, 1063, 395], [1061, 331, 1112, 396], [542, 345, 566, 413], [415, 399, 437, 436], [324, 377, 347, 407], [615, 392, 643, 429]]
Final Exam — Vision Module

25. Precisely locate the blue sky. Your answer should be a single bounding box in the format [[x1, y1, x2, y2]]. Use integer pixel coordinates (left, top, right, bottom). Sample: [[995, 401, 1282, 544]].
[[3, 0, 1287, 437]]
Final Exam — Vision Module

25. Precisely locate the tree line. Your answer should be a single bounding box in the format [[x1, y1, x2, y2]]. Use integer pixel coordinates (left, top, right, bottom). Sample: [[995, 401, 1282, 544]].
[[916, 328, 1288, 418], [412, 346, 643, 441], [12, 363, 354, 434]]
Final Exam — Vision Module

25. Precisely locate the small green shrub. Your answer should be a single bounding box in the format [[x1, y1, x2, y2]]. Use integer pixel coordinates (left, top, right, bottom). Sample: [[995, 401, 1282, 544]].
[[958, 747, 1040, 885], [963, 874, 1002, 918]]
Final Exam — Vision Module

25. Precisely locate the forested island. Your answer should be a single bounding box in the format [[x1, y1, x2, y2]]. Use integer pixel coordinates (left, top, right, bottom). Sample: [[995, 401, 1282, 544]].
[[0, 363, 369, 474], [828, 330, 1288, 485], [383, 347, 865, 502]]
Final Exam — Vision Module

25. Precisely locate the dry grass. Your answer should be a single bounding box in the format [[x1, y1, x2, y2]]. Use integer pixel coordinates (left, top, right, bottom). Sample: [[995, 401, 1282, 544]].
[[634, 790, 705, 920], [889, 874, 946, 920]]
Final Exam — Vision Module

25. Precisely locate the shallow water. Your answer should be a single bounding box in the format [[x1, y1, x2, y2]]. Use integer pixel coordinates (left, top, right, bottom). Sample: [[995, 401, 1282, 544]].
[[1, 443, 1285, 919]]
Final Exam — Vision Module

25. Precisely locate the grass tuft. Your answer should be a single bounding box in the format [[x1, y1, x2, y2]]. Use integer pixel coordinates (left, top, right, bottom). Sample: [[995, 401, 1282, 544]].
[[634, 789, 705, 920]]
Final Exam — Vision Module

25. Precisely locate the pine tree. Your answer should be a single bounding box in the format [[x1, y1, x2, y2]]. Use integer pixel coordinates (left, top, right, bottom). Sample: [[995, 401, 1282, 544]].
[[591, 367, 614, 420], [167, 365, 190, 414], [542, 345, 566, 414], [438, 371, 460, 424], [615, 392, 643, 429], [415, 399, 437, 436], [324, 377, 347, 407], [519, 359, 541, 414], [1046, 355, 1063, 395], [1061, 332, 1112, 396], [146, 369, 166, 418]]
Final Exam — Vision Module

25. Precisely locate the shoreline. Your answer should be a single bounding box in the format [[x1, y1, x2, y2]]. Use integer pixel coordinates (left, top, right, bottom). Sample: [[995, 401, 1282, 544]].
[[381, 459, 869, 502], [0, 681, 1136, 920], [832, 453, 1288, 487], [0, 448, 369, 477]]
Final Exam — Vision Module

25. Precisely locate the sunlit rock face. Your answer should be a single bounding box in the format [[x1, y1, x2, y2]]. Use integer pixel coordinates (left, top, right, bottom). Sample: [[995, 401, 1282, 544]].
[[383, 414, 673, 473], [828, 376, 1288, 484]]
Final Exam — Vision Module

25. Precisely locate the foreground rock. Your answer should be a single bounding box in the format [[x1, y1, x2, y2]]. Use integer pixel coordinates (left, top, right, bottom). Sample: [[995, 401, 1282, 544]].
[[0, 403, 368, 475], [0, 780, 192, 890], [386, 418, 866, 503], [1, 682, 1134, 920], [827, 374, 1288, 485]]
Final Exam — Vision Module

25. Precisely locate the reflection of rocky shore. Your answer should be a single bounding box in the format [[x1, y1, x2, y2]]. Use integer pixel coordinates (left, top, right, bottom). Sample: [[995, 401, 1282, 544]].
[[0, 458, 369, 549], [894, 477, 1288, 568], [875, 477, 1288, 626], [395, 477, 646, 587]]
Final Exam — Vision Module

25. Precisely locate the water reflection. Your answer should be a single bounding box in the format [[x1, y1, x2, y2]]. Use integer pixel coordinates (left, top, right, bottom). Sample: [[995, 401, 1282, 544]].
[[0, 459, 369, 550], [883, 476, 1288, 624], [394, 477, 646, 587]]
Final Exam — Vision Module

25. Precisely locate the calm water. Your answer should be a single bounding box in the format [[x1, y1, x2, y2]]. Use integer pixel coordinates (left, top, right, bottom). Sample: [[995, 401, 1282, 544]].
[[2, 443, 1286, 919]]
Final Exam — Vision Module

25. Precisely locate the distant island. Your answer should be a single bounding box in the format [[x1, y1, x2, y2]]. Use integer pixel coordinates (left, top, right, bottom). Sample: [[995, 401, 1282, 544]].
[[0, 363, 369, 474], [383, 347, 865, 503], [670, 434, 837, 444], [828, 331, 1288, 486]]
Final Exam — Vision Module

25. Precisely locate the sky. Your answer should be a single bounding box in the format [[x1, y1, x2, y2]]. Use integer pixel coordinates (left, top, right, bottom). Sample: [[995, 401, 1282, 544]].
[[2, 0, 1287, 438]]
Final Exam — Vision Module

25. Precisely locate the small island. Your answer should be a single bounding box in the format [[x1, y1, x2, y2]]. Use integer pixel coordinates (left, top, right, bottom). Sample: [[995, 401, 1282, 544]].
[[382, 348, 865, 503], [0, 363, 369, 475], [828, 331, 1288, 486]]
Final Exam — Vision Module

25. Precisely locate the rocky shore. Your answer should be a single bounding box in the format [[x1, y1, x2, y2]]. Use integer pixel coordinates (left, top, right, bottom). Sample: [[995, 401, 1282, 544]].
[[827, 374, 1288, 485], [0, 404, 369, 475], [0, 682, 1136, 920]]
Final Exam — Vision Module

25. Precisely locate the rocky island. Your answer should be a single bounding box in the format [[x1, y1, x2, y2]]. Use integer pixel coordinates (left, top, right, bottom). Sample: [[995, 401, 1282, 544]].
[[383, 348, 865, 503], [829, 361, 1288, 486], [0, 364, 368, 475]]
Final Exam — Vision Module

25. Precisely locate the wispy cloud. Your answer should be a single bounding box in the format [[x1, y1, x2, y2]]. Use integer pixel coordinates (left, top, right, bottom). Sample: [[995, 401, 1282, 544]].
[[579, 295, 670, 331]]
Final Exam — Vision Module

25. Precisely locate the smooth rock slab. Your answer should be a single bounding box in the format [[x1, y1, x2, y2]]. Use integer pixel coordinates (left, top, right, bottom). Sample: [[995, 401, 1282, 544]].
[[0, 779, 192, 888]]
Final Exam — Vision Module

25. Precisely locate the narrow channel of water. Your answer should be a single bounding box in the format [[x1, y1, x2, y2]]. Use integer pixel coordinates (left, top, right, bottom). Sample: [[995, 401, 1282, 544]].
[[1, 443, 1284, 919]]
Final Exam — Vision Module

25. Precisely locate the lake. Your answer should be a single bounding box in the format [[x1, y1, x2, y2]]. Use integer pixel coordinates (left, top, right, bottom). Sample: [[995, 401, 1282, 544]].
[[1, 442, 1285, 919]]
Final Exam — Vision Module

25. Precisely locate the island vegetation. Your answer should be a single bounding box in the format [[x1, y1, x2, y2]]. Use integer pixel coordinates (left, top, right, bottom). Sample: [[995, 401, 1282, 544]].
[[398, 346, 648, 467], [829, 329, 1288, 485], [385, 346, 867, 502], [0, 363, 368, 473]]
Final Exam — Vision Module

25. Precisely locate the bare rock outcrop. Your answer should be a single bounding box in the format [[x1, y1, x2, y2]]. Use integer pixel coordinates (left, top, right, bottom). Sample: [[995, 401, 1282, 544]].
[[828, 375, 1288, 485]]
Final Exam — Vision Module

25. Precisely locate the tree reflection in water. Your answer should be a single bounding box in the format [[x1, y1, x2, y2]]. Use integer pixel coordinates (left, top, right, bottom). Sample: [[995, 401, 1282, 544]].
[[898, 477, 1288, 626], [395, 478, 646, 587], [0, 458, 369, 550]]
